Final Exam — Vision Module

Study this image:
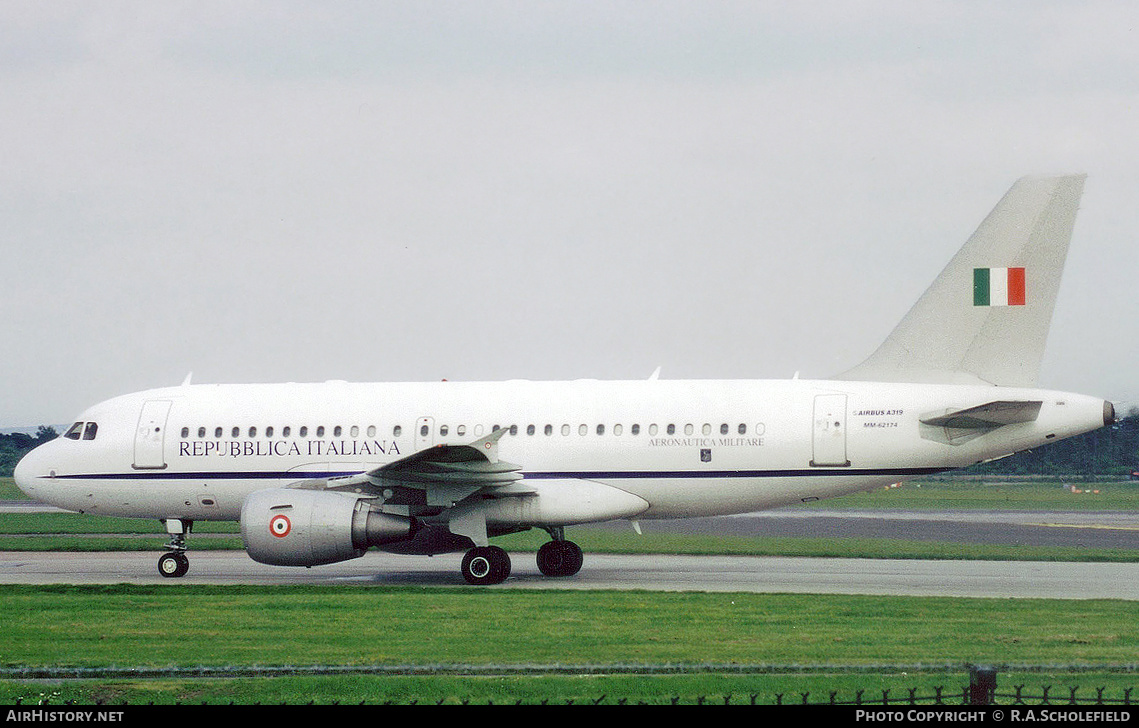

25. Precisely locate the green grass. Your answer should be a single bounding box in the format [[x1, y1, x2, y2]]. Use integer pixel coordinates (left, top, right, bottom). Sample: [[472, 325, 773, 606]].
[[796, 478, 1139, 512], [4, 476, 1139, 704], [3, 585, 1138, 667], [2, 586, 1138, 705], [0, 514, 1136, 562]]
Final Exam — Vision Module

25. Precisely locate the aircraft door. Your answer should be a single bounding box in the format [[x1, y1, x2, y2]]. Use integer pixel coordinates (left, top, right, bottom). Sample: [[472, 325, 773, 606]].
[[134, 400, 172, 470], [811, 394, 850, 467], [415, 417, 435, 451]]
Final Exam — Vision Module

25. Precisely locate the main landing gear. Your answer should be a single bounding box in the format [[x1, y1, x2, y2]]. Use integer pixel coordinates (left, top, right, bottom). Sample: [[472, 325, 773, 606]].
[[458, 527, 583, 585], [158, 518, 191, 578], [460, 545, 511, 586]]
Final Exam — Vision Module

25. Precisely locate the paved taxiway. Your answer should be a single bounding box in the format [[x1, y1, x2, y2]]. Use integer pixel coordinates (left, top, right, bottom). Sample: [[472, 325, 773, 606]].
[[3, 551, 1139, 600]]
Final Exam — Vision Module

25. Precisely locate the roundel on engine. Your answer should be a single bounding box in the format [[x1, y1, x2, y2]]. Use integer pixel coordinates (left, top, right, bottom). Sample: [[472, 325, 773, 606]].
[[269, 514, 291, 538], [241, 488, 416, 567]]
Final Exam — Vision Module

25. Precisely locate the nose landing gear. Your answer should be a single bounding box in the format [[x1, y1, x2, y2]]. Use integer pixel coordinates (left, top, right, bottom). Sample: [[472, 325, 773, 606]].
[[158, 518, 192, 578], [158, 550, 189, 578]]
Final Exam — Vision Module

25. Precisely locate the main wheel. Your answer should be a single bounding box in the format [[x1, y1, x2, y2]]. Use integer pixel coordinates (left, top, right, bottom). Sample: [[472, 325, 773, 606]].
[[536, 540, 583, 577], [461, 546, 511, 585], [158, 551, 189, 578]]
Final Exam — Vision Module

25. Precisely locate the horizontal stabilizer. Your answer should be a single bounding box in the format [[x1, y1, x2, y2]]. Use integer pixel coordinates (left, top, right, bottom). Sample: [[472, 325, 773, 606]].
[[920, 400, 1042, 429]]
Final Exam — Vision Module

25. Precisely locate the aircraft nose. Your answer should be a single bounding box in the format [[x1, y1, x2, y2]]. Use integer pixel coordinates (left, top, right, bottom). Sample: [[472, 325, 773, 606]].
[[13, 445, 46, 499]]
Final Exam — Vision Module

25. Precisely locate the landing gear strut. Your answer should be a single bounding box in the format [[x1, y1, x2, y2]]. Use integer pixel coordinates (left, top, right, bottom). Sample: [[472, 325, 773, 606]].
[[536, 527, 583, 577], [158, 519, 191, 578]]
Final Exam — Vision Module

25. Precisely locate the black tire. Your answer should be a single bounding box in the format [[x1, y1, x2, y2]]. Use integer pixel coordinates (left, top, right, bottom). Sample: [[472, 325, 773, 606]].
[[158, 552, 188, 578], [461, 546, 510, 585], [536, 540, 583, 577]]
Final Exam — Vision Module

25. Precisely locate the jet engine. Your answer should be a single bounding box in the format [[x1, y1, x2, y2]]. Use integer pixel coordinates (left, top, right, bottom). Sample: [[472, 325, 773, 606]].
[[241, 488, 416, 567]]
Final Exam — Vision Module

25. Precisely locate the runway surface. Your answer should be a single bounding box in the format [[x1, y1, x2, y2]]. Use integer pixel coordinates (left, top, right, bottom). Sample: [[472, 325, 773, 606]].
[[3, 506, 1138, 599], [3, 550, 1139, 600]]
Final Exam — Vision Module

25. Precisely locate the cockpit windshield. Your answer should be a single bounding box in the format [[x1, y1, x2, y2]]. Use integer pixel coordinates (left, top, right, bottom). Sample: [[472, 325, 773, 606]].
[[64, 421, 98, 441]]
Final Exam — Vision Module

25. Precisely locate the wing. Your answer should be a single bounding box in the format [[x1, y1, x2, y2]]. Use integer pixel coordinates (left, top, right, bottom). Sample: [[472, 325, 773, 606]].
[[300, 428, 529, 510]]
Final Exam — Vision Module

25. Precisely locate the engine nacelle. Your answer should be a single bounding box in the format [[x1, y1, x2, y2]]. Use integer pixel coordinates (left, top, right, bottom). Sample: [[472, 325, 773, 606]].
[[241, 488, 416, 567]]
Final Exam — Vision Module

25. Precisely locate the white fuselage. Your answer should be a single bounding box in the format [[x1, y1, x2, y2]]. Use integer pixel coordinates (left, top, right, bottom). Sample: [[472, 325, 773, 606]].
[[13, 377, 1110, 526]]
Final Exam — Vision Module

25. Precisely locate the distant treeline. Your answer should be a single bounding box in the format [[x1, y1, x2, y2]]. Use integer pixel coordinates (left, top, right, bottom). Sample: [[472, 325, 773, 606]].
[[0, 426, 58, 478], [1, 411, 1137, 480], [967, 407, 1139, 477]]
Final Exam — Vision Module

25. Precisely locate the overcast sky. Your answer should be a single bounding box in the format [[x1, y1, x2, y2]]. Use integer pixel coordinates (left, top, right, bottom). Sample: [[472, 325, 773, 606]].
[[2, 1, 1137, 426]]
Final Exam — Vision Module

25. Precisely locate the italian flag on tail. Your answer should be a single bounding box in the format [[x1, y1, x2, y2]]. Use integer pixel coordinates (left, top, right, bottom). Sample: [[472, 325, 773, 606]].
[[973, 267, 1026, 306]]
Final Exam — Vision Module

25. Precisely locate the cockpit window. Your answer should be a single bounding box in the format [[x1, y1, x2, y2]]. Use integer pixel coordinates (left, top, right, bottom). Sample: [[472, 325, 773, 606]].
[[64, 422, 98, 441]]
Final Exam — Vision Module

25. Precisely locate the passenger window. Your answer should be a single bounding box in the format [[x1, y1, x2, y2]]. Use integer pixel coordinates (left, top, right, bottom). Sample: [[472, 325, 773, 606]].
[[283, 426, 291, 437], [83, 423, 98, 441], [232, 427, 240, 438], [649, 424, 658, 435], [509, 425, 518, 436], [334, 426, 342, 437], [393, 425, 402, 437], [739, 424, 747, 435], [316, 426, 325, 437], [544, 424, 553, 436], [440, 425, 449, 436], [266, 426, 274, 438], [300, 426, 308, 438], [420, 424, 429, 437], [685, 424, 694, 435], [181, 427, 189, 438], [579, 424, 587, 436], [721, 423, 729, 435], [614, 424, 623, 436], [703, 423, 712, 436], [249, 427, 257, 438], [667, 424, 675, 435], [561, 424, 570, 436], [596, 424, 605, 435], [457, 425, 466, 436], [367, 425, 376, 437], [350, 426, 359, 437], [631, 424, 640, 435]]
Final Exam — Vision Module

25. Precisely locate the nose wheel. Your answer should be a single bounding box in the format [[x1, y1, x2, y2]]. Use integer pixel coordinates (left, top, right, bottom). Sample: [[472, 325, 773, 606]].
[[158, 551, 189, 578], [158, 518, 192, 578]]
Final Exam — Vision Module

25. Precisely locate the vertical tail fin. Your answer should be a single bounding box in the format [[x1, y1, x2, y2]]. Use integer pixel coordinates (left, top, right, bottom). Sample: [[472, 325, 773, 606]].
[[839, 174, 1086, 387]]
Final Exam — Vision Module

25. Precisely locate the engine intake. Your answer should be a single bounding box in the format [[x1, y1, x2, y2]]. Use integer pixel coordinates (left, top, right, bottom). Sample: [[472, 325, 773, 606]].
[[241, 488, 416, 567]]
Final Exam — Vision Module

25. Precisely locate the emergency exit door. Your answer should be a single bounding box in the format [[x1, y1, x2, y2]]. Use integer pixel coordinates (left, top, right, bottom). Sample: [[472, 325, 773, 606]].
[[134, 400, 172, 470], [811, 394, 850, 467]]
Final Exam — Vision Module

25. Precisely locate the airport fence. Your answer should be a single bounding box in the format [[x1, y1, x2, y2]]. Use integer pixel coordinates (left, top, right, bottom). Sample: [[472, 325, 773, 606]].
[[5, 665, 1139, 707]]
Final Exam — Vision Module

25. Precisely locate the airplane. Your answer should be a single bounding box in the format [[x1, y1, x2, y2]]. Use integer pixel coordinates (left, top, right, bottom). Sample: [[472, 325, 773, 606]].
[[13, 174, 1115, 585]]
